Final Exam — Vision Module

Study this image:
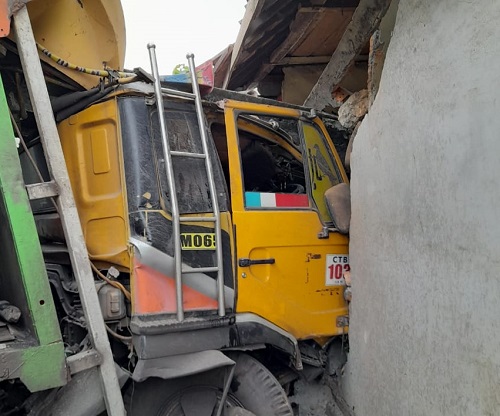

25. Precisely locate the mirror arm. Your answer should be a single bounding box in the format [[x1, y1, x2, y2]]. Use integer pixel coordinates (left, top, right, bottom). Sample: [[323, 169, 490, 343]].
[[317, 225, 333, 239]]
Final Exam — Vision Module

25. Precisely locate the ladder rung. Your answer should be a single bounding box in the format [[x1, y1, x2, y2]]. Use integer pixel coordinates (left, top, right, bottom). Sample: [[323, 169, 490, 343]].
[[182, 266, 219, 274], [171, 150, 206, 159], [25, 180, 58, 200], [66, 349, 102, 375], [179, 216, 216, 223], [161, 87, 195, 99]]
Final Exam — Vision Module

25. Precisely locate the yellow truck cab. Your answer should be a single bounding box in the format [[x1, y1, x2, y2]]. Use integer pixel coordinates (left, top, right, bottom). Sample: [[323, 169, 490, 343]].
[[3, 1, 350, 414], [0, 0, 350, 416], [31, 81, 351, 414]]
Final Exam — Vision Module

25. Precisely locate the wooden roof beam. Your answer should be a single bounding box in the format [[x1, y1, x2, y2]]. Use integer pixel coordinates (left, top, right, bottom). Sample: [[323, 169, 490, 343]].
[[245, 7, 326, 90], [275, 54, 368, 65], [304, 0, 392, 110], [223, 0, 266, 89], [270, 8, 326, 65]]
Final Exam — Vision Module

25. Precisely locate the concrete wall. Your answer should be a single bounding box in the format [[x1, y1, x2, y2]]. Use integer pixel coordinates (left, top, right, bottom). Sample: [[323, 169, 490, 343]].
[[343, 1, 500, 415]]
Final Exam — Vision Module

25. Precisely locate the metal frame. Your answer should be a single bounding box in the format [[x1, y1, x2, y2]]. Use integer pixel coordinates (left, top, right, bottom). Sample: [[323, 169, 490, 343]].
[[147, 46, 226, 321], [13, 6, 125, 415], [147, 43, 184, 321], [187, 53, 225, 317]]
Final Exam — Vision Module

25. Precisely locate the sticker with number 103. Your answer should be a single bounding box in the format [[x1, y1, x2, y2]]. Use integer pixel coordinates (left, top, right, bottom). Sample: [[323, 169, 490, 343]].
[[325, 254, 350, 286]]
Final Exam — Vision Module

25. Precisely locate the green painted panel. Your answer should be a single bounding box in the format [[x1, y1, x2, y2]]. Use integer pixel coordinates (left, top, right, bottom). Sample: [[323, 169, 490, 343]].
[[21, 343, 67, 391], [0, 343, 66, 392], [0, 73, 66, 389]]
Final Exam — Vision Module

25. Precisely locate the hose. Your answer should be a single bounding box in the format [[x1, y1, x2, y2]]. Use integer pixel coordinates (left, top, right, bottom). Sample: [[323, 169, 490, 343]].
[[106, 324, 132, 343], [36, 43, 136, 79], [91, 262, 131, 301]]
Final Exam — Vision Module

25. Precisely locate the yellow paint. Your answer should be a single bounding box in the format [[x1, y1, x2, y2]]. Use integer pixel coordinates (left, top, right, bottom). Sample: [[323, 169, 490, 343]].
[[224, 100, 349, 340], [90, 129, 111, 174], [26, 0, 125, 89], [57, 98, 130, 269], [303, 123, 341, 222], [234, 210, 349, 339], [316, 120, 349, 184], [56, 93, 348, 340]]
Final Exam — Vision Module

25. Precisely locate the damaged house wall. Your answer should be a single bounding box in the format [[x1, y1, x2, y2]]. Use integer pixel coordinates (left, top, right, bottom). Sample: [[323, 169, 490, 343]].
[[343, 0, 500, 415]]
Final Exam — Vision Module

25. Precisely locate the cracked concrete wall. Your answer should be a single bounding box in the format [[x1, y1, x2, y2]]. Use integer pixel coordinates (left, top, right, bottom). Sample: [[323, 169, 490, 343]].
[[342, 1, 500, 415]]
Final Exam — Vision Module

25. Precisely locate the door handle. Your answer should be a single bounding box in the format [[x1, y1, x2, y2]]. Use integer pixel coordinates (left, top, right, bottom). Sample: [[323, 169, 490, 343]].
[[238, 258, 275, 267]]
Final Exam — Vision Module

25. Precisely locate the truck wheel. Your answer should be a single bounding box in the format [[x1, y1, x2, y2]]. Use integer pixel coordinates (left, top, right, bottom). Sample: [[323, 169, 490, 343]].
[[126, 353, 292, 416], [226, 407, 257, 416], [156, 385, 251, 416], [127, 382, 247, 416], [228, 353, 294, 416]]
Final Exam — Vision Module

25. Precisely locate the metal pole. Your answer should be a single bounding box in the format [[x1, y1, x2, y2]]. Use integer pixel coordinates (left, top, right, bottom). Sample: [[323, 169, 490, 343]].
[[186, 53, 225, 317], [13, 6, 125, 415], [148, 44, 184, 321]]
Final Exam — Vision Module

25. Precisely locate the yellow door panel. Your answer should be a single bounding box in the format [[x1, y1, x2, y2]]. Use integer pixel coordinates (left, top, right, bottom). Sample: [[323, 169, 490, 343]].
[[224, 100, 350, 341], [58, 99, 130, 269], [234, 210, 349, 339]]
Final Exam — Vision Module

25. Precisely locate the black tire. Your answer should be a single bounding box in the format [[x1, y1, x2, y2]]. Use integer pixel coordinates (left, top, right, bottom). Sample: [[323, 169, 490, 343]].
[[126, 353, 292, 416], [156, 385, 248, 416], [228, 353, 294, 416], [226, 407, 257, 416]]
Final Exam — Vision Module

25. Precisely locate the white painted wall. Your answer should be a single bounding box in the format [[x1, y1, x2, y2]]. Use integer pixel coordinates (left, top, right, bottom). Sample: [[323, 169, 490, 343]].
[[343, 1, 500, 415]]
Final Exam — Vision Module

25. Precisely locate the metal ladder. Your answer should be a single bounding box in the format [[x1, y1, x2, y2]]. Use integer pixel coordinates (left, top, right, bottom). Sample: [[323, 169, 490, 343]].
[[12, 7, 125, 416], [147, 45, 225, 322]]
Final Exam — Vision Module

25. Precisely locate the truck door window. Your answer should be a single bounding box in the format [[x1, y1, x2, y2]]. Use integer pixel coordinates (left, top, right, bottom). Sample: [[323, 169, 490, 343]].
[[301, 122, 343, 223], [236, 115, 309, 209]]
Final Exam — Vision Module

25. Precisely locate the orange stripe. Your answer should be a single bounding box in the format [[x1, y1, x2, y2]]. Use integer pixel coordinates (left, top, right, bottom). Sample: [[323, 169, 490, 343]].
[[0, 0, 9, 38], [132, 259, 218, 314]]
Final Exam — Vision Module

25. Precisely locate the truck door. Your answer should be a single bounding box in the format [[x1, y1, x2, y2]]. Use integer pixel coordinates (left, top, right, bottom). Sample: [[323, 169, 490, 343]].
[[222, 100, 350, 340]]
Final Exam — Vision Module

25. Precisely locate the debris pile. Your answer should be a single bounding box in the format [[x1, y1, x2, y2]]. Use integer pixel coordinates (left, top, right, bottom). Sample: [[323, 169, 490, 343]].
[[337, 89, 369, 171], [0, 300, 21, 342]]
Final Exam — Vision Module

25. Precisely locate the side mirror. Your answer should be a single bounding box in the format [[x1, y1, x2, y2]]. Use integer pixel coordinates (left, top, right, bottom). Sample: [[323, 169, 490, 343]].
[[324, 183, 351, 235]]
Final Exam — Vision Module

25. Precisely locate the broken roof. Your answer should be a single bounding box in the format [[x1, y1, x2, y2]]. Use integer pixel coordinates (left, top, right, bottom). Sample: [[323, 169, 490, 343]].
[[225, 0, 360, 91]]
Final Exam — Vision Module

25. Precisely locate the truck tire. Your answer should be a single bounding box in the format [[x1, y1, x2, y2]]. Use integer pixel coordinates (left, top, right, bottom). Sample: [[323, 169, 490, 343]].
[[226, 407, 257, 416], [126, 353, 293, 416], [228, 353, 293, 416]]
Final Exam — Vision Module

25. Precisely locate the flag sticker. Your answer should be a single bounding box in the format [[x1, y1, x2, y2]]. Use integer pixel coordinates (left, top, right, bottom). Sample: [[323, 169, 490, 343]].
[[245, 192, 309, 208]]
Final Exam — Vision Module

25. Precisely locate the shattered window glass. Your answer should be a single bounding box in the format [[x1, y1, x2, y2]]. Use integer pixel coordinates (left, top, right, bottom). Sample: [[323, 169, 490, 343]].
[[301, 122, 343, 223]]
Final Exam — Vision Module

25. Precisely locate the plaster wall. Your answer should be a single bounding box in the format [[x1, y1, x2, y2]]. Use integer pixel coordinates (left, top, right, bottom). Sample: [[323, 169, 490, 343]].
[[343, 1, 500, 415]]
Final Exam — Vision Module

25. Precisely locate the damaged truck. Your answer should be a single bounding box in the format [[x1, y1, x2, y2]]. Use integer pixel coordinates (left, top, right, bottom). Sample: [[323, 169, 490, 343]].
[[0, 1, 351, 414]]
